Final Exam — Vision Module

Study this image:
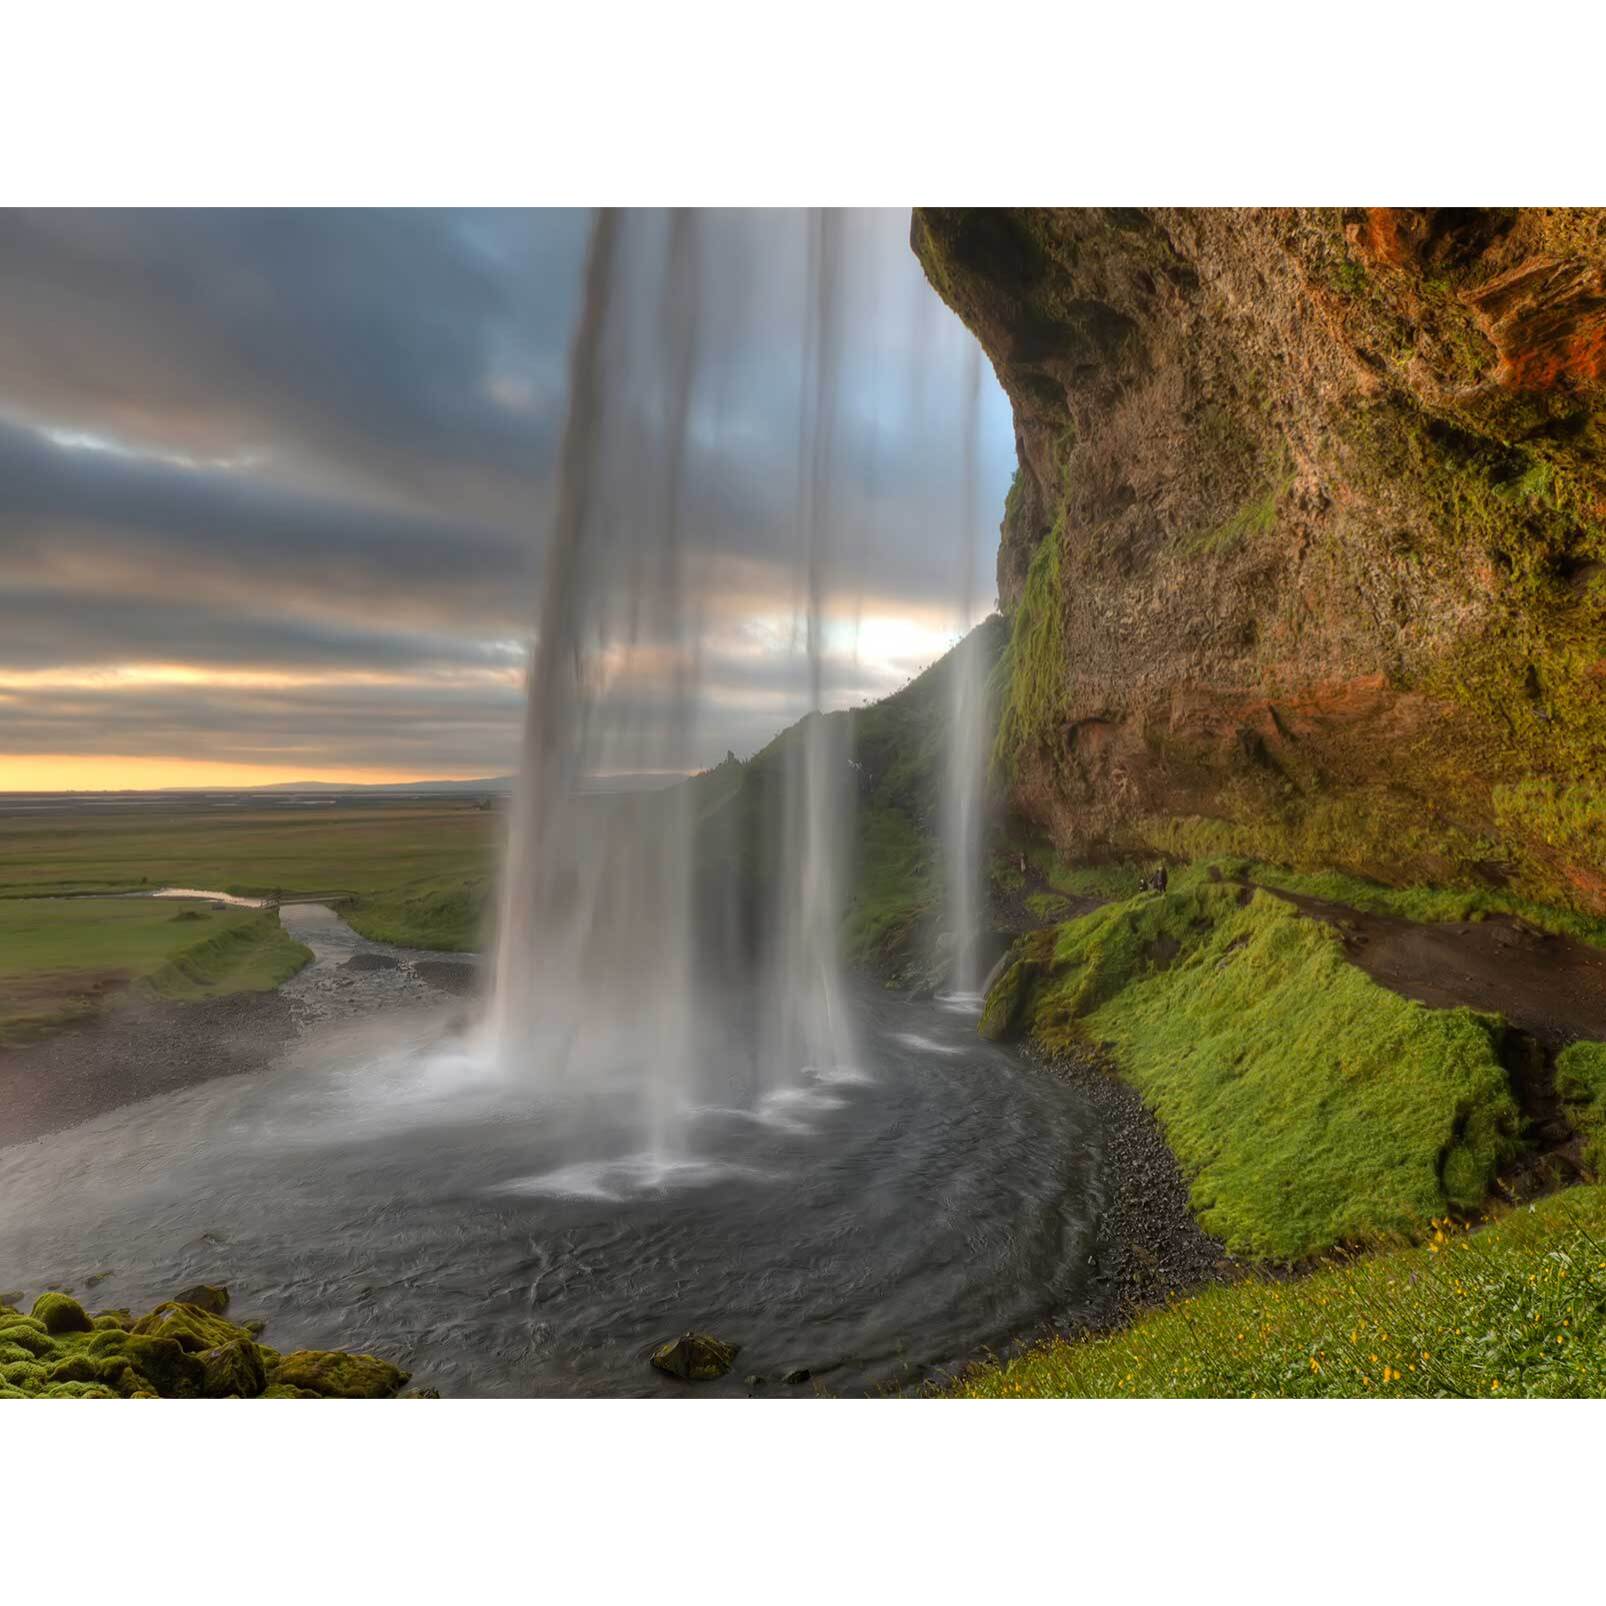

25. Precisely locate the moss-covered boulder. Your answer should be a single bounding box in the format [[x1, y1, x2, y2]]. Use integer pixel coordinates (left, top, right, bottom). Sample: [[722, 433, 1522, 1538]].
[[1, 1288, 426, 1398], [122, 1332, 207, 1396], [650, 1331, 738, 1381], [0, 1319, 55, 1357], [978, 957, 1037, 1042], [172, 1283, 230, 1315], [200, 1337, 268, 1398], [132, 1301, 251, 1353], [268, 1349, 410, 1399], [32, 1292, 93, 1335], [1557, 1039, 1606, 1173]]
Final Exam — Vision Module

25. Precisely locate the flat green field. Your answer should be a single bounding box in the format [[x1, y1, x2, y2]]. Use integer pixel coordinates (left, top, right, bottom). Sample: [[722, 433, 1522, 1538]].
[[0, 801, 499, 951], [0, 897, 312, 1045]]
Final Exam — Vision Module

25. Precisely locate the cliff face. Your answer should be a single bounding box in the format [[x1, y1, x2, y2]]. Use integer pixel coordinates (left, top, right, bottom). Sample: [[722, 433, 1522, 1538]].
[[913, 208, 1606, 914]]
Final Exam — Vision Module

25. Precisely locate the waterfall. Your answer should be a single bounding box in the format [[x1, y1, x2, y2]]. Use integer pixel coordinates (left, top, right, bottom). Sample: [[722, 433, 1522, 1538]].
[[489, 209, 862, 1150], [941, 341, 988, 996]]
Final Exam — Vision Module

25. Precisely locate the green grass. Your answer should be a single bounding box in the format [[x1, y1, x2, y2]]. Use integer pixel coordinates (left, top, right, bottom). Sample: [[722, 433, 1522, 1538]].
[[842, 803, 939, 967], [0, 801, 499, 951], [0, 898, 311, 1044], [1024, 891, 1070, 920], [832, 616, 1006, 977], [991, 522, 1065, 778], [1557, 1040, 1606, 1174], [951, 1184, 1606, 1397], [1003, 885, 1521, 1260], [342, 882, 488, 951]]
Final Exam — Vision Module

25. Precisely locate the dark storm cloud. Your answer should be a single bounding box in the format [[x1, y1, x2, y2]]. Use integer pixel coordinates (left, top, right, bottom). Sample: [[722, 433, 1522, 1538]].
[[0, 412, 535, 656], [0, 209, 1014, 777], [0, 209, 589, 517]]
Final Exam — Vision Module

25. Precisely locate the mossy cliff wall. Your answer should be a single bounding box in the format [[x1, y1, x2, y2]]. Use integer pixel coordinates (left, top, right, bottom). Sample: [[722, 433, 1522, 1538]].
[[913, 208, 1606, 913]]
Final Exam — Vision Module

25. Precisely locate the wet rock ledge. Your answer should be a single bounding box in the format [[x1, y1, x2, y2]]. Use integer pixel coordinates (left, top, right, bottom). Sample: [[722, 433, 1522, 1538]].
[[0, 1284, 430, 1399]]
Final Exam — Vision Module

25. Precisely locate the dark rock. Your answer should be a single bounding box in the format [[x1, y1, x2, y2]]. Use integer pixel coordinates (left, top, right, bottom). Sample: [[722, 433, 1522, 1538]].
[[744, 1374, 767, 1389], [404, 1386, 442, 1399], [341, 952, 401, 973], [173, 1282, 230, 1314], [780, 1367, 812, 1386], [650, 1331, 738, 1381], [413, 960, 479, 996]]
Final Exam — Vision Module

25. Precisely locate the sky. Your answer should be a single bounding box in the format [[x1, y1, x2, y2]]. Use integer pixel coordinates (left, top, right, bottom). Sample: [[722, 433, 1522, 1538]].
[[0, 209, 1015, 790]]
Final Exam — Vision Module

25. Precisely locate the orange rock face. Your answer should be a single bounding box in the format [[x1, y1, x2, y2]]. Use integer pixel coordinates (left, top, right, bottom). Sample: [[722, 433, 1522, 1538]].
[[1463, 256, 1606, 394], [912, 207, 1606, 905]]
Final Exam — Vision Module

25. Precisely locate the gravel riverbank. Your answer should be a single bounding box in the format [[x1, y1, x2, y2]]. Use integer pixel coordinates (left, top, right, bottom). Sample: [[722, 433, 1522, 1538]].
[[1025, 1040, 1237, 1320], [0, 901, 479, 1151]]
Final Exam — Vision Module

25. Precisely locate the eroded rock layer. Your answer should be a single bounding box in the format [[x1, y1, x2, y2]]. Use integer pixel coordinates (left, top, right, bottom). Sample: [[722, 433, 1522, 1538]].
[[913, 208, 1606, 910]]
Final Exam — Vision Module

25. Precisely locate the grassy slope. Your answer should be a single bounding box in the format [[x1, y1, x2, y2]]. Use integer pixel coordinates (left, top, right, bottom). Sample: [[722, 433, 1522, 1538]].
[[952, 1182, 1606, 1398], [997, 883, 1522, 1261], [0, 899, 311, 1044], [1557, 1040, 1606, 1173], [840, 616, 1006, 972], [0, 802, 499, 951]]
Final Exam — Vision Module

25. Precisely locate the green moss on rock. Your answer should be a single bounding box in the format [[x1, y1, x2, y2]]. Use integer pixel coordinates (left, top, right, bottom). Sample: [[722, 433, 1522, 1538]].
[[1556, 1040, 1606, 1174], [172, 1283, 230, 1315], [131, 1301, 251, 1353], [0, 1286, 423, 1398], [268, 1349, 410, 1399], [200, 1338, 268, 1399], [32, 1292, 93, 1335], [0, 1320, 55, 1357], [978, 953, 1041, 1042]]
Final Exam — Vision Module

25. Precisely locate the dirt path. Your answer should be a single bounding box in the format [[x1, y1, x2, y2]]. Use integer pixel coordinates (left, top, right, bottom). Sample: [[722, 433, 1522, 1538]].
[[1260, 886, 1606, 1051], [1245, 882, 1606, 1192]]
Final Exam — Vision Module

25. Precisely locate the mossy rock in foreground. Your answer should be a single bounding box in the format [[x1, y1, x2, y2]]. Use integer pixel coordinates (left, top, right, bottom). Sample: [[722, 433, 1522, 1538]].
[[32, 1292, 94, 1335], [0, 1287, 418, 1400], [270, 1349, 410, 1399]]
